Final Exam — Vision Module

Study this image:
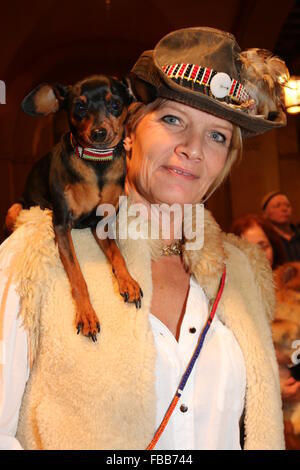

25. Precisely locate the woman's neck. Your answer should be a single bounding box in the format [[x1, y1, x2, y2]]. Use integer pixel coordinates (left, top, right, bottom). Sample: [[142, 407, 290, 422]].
[[126, 185, 184, 245]]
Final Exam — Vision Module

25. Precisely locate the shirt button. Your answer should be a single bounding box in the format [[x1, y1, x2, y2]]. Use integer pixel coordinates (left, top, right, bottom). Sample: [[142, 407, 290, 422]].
[[180, 404, 188, 413], [189, 327, 196, 334]]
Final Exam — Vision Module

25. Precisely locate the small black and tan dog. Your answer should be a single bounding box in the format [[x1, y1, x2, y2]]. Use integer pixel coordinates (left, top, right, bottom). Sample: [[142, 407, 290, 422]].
[[6, 75, 142, 341]]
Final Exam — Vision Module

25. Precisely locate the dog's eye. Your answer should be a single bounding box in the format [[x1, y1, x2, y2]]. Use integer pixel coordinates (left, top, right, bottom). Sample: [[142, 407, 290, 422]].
[[74, 101, 88, 118], [109, 98, 122, 114]]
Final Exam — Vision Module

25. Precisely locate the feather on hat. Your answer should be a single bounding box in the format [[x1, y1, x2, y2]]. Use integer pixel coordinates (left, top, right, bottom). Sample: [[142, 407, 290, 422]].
[[239, 48, 290, 125]]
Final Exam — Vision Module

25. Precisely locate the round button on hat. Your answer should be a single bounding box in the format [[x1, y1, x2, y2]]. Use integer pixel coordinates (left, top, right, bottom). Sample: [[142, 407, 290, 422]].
[[210, 72, 232, 99]]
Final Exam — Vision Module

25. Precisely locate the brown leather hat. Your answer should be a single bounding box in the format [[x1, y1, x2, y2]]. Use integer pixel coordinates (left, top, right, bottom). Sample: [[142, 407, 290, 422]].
[[130, 27, 289, 137]]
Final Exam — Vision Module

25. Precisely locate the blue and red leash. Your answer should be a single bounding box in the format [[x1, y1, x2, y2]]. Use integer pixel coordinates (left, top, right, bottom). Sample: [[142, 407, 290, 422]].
[[146, 265, 227, 450]]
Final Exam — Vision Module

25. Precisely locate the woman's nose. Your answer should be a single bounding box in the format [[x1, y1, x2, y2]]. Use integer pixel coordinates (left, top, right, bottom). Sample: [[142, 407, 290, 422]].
[[175, 134, 204, 161]]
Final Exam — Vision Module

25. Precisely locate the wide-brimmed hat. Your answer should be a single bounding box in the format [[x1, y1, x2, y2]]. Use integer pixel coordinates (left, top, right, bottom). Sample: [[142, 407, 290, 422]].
[[130, 27, 289, 137]]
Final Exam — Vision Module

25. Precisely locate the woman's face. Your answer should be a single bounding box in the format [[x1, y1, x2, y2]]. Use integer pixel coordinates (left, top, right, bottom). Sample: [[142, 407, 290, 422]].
[[125, 101, 232, 206], [241, 224, 274, 267], [265, 194, 292, 225]]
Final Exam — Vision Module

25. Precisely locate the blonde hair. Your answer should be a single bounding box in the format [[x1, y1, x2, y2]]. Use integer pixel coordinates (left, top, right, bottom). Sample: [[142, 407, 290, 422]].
[[126, 100, 166, 134], [126, 99, 243, 202], [203, 124, 242, 202]]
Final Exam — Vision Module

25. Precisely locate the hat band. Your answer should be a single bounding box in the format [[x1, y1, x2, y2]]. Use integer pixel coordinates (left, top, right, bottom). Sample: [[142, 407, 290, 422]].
[[261, 191, 281, 211], [161, 64, 251, 107]]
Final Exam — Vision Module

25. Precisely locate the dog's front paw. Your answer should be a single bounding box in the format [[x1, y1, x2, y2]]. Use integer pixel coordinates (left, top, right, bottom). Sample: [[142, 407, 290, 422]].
[[75, 304, 101, 342], [116, 272, 143, 309]]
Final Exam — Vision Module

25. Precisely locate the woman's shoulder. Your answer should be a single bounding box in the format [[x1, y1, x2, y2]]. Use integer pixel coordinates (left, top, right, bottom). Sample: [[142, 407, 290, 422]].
[[0, 208, 47, 273], [223, 230, 269, 263], [2, 206, 54, 247], [222, 231, 275, 322], [13, 206, 54, 237], [0, 207, 58, 286]]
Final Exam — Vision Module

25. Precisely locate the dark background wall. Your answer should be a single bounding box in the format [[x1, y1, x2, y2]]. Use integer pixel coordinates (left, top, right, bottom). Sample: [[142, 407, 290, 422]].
[[0, 0, 299, 238]]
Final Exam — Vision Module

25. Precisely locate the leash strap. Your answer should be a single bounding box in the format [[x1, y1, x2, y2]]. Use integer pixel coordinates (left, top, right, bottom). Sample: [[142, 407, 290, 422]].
[[146, 266, 227, 450]]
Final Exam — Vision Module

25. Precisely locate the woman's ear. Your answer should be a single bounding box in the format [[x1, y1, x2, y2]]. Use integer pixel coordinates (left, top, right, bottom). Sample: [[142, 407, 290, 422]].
[[123, 136, 132, 152]]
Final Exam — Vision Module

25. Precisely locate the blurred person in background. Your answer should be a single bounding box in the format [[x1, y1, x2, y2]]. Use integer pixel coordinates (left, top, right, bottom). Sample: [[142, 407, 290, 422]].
[[231, 213, 300, 449], [231, 213, 286, 269], [262, 191, 300, 262], [272, 262, 300, 449]]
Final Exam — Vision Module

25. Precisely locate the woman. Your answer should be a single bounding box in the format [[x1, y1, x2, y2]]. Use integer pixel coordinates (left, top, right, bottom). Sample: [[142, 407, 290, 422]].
[[231, 213, 286, 269], [261, 191, 300, 262], [0, 27, 289, 450]]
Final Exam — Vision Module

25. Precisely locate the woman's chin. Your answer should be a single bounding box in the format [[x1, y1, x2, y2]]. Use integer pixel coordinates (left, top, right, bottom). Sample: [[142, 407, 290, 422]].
[[151, 187, 198, 206], [154, 172, 205, 205]]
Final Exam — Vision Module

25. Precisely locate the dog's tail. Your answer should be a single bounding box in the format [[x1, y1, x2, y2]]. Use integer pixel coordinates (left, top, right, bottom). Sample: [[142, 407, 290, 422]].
[[4, 202, 24, 236]]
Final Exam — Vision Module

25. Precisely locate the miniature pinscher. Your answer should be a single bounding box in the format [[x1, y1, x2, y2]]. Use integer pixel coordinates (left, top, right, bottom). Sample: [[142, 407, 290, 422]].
[[6, 75, 142, 341]]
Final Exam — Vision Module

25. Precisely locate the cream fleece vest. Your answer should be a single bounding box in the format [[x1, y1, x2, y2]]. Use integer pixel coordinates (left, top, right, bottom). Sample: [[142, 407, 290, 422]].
[[8, 206, 284, 449]]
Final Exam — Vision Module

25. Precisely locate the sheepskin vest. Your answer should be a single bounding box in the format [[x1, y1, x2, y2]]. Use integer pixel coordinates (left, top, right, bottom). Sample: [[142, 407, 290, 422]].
[[8, 206, 284, 450]]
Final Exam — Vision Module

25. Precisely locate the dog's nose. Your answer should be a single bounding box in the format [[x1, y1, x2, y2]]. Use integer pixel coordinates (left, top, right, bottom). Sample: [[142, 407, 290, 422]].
[[91, 128, 107, 142]]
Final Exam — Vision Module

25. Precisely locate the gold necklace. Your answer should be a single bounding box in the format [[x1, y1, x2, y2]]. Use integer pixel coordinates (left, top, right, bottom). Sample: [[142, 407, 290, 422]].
[[161, 240, 183, 256]]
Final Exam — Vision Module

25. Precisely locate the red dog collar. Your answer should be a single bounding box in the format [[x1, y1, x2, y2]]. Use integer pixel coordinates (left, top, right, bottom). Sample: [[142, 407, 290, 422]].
[[70, 133, 116, 162]]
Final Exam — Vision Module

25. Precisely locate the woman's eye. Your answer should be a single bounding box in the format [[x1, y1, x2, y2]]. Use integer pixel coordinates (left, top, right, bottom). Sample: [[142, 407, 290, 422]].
[[210, 131, 226, 144], [161, 115, 180, 125]]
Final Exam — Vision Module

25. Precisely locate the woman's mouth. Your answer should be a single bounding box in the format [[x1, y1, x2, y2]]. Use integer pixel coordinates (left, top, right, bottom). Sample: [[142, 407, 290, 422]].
[[163, 165, 198, 180]]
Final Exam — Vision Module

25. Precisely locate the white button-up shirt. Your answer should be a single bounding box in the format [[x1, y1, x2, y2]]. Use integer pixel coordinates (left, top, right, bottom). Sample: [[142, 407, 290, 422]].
[[150, 276, 246, 450], [0, 239, 246, 450]]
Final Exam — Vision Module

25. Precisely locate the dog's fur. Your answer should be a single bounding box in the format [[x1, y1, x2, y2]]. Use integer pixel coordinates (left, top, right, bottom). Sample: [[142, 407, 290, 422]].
[[272, 262, 300, 447], [6, 75, 142, 341]]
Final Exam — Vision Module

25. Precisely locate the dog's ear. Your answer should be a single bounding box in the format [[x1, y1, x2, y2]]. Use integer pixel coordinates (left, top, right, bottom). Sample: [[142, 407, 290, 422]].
[[120, 76, 136, 105], [22, 83, 70, 117], [110, 77, 135, 107]]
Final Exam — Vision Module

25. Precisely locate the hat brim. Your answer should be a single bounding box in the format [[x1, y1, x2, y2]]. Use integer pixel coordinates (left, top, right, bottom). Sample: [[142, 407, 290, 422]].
[[131, 51, 285, 138]]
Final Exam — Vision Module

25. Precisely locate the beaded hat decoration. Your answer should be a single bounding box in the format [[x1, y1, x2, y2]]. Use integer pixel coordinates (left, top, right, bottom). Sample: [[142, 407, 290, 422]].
[[161, 64, 251, 106], [130, 27, 290, 137]]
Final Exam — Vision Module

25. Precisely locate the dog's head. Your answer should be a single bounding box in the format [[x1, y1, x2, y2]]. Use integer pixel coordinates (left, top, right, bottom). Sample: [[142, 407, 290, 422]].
[[21, 75, 134, 149]]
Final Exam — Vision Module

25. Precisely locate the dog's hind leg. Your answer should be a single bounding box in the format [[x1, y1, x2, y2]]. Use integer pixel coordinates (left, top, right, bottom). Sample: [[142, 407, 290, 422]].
[[54, 225, 101, 341]]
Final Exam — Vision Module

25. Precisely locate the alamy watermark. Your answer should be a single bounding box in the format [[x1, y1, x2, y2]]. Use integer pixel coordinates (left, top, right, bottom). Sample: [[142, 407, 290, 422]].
[[95, 196, 204, 251], [0, 80, 6, 104]]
